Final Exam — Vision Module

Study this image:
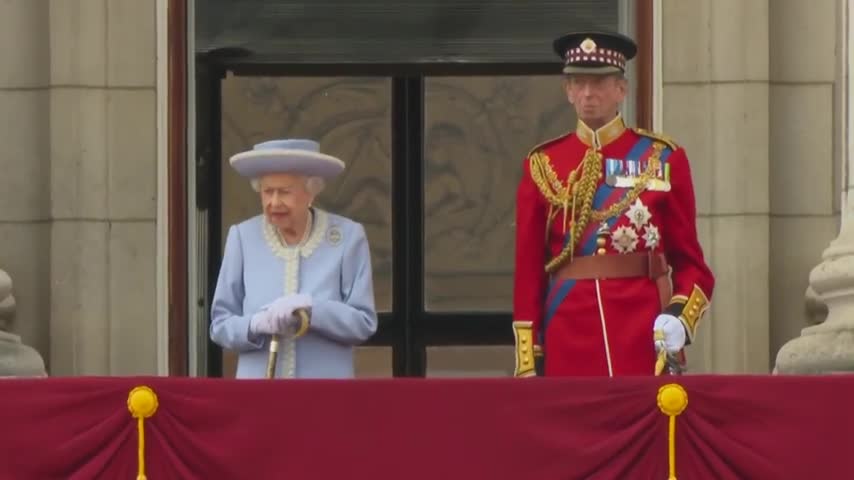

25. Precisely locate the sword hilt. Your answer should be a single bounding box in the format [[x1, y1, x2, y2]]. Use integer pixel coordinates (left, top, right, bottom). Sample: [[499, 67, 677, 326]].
[[653, 329, 684, 376]]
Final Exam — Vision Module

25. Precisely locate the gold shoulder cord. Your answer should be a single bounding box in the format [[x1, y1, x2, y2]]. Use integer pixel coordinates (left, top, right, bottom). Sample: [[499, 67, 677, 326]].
[[529, 143, 664, 273], [634, 128, 679, 150], [529, 151, 577, 207]]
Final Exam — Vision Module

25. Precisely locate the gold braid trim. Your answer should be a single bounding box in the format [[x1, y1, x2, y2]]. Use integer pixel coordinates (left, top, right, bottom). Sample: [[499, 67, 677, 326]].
[[541, 142, 665, 273], [529, 151, 578, 207], [544, 148, 603, 271], [634, 128, 679, 150]]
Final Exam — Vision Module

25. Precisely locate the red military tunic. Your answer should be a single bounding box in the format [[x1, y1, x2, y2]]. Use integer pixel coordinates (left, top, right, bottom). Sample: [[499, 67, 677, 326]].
[[512, 115, 714, 377]]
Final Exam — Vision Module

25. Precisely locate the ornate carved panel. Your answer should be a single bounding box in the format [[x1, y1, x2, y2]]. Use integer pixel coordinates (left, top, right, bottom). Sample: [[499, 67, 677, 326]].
[[423, 76, 575, 311]]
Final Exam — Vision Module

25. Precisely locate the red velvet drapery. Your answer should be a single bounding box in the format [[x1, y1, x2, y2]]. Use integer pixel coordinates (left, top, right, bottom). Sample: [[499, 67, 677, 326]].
[[0, 375, 850, 479]]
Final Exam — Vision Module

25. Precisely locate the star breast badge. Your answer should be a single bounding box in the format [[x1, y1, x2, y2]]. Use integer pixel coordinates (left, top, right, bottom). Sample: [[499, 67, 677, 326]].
[[626, 199, 652, 229], [612, 226, 639, 254], [643, 224, 661, 250]]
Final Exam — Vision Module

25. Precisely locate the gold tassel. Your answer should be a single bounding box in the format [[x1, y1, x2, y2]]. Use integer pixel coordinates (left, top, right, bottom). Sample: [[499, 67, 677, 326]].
[[546, 205, 554, 239], [657, 384, 688, 480], [562, 194, 569, 234], [568, 186, 577, 259], [128, 386, 159, 480]]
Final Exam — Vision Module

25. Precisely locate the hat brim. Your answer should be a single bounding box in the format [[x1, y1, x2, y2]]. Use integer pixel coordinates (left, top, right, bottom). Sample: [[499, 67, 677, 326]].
[[563, 65, 625, 75], [229, 149, 346, 179]]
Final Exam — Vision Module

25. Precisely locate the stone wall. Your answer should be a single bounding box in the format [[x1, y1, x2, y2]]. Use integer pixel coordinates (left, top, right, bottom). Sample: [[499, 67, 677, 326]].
[[767, 0, 840, 367], [662, 0, 840, 373], [0, 0, 160, 375], [49, 0, 159, 375], [0, 0, 52, 365], [662, 0, 770, 373]]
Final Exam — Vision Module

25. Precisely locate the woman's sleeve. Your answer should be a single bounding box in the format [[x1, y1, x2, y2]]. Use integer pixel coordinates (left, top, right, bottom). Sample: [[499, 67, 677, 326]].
[[209, 225, 265, 352], [309, 223, 379, 345]]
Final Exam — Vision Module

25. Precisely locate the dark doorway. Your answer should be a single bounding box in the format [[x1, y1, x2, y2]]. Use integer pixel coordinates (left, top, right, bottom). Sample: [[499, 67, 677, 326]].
[[191, 0, 648, 378]]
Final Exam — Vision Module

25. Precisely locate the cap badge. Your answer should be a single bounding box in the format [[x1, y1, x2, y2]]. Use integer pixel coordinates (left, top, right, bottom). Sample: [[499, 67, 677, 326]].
[[580, 38, 597, 54]]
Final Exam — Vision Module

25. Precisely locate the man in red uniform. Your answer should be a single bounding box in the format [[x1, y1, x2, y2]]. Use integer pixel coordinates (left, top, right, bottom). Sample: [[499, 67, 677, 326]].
[[512, 31, 714, 377]]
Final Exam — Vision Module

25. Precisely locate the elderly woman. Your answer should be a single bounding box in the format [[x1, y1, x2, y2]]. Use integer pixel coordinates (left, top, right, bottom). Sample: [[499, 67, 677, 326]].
[[210, 139, 378, 379]]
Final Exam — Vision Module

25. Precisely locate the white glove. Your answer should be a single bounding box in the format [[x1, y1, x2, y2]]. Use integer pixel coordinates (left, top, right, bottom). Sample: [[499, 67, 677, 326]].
[[268, 293, 312, 334], [653, 314, 686, 354], [249, 293, 312, 336]]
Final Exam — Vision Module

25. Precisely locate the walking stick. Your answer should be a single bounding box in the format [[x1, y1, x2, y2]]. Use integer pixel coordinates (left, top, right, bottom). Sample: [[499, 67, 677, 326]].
[[265, 308, 311, 379]]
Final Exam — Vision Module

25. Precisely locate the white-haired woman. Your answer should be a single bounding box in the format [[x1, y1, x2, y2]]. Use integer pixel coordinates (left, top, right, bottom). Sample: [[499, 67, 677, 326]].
[[210, 139, 378, 378]]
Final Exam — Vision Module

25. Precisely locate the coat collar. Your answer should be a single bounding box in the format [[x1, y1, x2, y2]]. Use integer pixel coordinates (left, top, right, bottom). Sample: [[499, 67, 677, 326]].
[[575, 114, 627, 149], [262, 208, 328, 259]]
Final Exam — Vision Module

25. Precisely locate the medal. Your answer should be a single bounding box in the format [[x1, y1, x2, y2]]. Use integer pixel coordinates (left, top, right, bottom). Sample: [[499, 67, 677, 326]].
[[605, 158, 623, 177], [626, 160, 639, 177]]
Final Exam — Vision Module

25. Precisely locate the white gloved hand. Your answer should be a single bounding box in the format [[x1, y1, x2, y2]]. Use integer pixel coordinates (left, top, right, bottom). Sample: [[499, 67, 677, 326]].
[[269, 293, 313, 335], [653, 314, 686, 354], [249, 308, 280, 336], [249, 293, 313, 336]]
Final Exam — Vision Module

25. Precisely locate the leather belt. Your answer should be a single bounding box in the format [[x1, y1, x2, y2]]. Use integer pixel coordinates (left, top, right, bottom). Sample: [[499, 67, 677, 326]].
[[552, 252, 671, 308]]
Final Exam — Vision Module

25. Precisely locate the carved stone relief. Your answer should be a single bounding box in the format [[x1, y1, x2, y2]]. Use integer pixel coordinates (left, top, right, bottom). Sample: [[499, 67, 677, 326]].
[[0, 268, 47, 377], [804, 285, 828, 326], [0, 269, 14, 329], [422, 77, 575, 311]]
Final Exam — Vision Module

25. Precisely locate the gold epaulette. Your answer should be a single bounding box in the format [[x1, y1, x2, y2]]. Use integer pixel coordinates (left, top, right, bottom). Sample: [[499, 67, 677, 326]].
[[526, 130, 573, 158], [633, 128, 679, 151]]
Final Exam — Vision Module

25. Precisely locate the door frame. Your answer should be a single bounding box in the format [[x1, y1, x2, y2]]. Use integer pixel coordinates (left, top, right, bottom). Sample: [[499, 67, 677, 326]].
[[167, 0, 189, 375], [166, 0, 657, 376]]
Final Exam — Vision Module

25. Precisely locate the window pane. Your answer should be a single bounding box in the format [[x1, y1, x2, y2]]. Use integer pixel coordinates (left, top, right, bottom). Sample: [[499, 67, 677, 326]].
[[423, 76, 576, 311], [197, 0, 621, 64], [220, 76, 393, 313], [355, 347, 393, 378], [223, 350, 237, 378], [426, 346, 514, 377]]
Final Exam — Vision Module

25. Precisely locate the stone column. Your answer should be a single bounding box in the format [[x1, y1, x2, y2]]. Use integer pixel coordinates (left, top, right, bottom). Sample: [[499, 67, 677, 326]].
[[775, 210, 854, 373], [775, 0, 854, 373]]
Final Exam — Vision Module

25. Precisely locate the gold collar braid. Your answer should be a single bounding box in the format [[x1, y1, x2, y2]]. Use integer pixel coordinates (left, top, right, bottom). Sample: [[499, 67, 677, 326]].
[[529, 141, 662, 272], [576, 115, 626, 149]]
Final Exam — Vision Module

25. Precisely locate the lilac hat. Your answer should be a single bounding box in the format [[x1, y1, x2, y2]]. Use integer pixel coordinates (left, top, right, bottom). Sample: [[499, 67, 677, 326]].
[[228, 139, 346, 179]]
